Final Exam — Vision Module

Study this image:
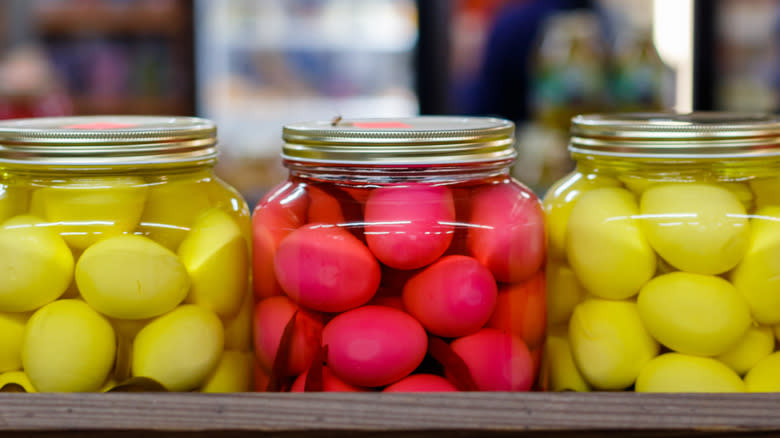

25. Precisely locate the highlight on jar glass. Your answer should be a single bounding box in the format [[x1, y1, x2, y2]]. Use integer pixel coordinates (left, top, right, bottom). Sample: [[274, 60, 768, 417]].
[[542, 112, 780, 393], [252, 117, 546, 392], [0, 116, 252, 393]]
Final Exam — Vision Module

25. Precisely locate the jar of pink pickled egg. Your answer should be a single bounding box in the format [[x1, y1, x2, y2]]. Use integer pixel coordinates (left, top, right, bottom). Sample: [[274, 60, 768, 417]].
[[252, 117, 546, 392], [0, 116, 252, 393], [543, 112, 780, 393]]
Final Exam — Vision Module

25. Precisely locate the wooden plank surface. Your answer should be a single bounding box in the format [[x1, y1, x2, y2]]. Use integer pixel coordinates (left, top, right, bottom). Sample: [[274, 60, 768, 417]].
[[0, 393, 779, 436]]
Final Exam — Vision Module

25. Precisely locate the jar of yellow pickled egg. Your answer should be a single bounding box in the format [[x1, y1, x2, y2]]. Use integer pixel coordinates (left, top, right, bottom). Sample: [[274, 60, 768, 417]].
[[0, 116, 252, 392], [542, 112, 780, 393]]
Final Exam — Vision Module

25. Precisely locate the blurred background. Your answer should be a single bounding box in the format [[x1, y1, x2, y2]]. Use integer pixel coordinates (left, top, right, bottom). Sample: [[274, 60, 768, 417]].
[[0, 0, 777, 203]]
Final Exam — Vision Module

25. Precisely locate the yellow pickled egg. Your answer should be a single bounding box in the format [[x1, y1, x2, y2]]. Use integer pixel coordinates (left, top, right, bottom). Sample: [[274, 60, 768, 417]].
[[0, 311, 28, 373], [132, 305, 224, 391], [543, 172, 621, 259], [731, 206, 780, 324], [178, 209, 248, 317], [0, 186, 28, 223], [637, 272, 751, 356], [35, 176, 148, 250], [749, 177, 780, 209], [200, 350, 253, 393], [744, 352, 780, 392], [222, 290, 253, 351], [636, 353, 745, 392], [76, 235, 190, 320], [0, 371, 36, 392], [546, 262, 587, 325], [721, 182, 754, 212], [618, 175, 657, 196], [569, 298, 659, 390], [566, 187, 656, 299], [23, 300, 116, 392], [139, 179, 211, 251], [0, 215, 73, 312], [544, 325, 590, 392], [639, 183, 749, 275], [717, 325, 775, 375]]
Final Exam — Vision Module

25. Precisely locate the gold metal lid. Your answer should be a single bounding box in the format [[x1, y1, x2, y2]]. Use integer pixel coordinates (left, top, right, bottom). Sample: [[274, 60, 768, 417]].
[[0, 116, 217, 167], [282, 116, 516, 165], [570, 112, 780, 158]]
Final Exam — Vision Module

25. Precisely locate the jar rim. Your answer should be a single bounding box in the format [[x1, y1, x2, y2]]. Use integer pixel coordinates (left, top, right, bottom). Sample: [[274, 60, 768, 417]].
[[570, 112, 780, 159], [0, 115, 217, 167], [282, 116, 516, 165]]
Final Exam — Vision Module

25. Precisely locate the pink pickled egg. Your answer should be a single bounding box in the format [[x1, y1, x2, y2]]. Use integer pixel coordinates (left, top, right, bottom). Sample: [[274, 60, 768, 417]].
[[323, 306, 427, 387], [252, 182, 309, 299], [467, 182, 545, 283], [274, 224, 381, 312], [306, 185, 345, 224], [364, 184, 455, 270], [253, 296, 324, 376], [383, 374, 458, 392], [290, 366, 367, 392], [486, 270, 547, 349], [370, 296, 405, 311], [254, 360, 270, 392], [403, 255, 497, 338], [450, 328, 533, 391]]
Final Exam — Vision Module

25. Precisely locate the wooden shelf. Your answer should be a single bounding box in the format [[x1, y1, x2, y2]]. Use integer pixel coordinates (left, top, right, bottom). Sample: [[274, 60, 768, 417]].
[[0, 393, 779, 437]]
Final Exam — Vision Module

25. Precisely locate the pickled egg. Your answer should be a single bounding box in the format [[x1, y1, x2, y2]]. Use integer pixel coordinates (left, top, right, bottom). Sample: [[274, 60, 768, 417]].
[[544, 172, 621, 259], [0, 371, 36, 392], [749, 176, 780, 209], [0, 186, 28, 224], [637, 272, 751, 356], [717, 325, 775, 376], [468, 182, 545, 283], [0, 215, 73, 312], [322, 306, 427, 387], [178, 208, 248, 317], [222, 290, 253, 351], [200, 350, 253, 393], [365, 184, 455, 270], [403, 255, 497, 338], [636, 353, 745, 392], [34, 176, 148, 250], [731, 206, 780, 324], [253, 296, 323, 376], [450, 328, 533, 391], [546, 262, 587, 325], [306, 185, 345, 224], [486, 270, 546, 349], [132, 305, 224, 391], [252, 182, 308, 300], [640, 183, 749, 275], [566, 187, 656, 299], [0, 311, 28, 372], [569, 298, 659, 390], [543, 325, 590, 392], [138, 178, 211, 250], [77, 235, 190, 319], [290, 366, 367, 392], [274, 224, 380, 313], [744, 352, 780, 392], [383, 374, 457, 392], [23, 300, 116, 392]]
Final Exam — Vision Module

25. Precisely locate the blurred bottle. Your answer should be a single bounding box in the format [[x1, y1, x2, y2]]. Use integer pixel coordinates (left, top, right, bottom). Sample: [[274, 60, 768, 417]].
[[0, 45, 72, 119], [609, 27, 666, 111]]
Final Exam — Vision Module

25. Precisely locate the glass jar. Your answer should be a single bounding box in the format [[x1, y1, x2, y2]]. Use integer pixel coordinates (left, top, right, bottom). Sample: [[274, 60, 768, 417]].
[[252, 117, 546, 392], [0, 116, 252, 393], [543, 112, 780, 393]]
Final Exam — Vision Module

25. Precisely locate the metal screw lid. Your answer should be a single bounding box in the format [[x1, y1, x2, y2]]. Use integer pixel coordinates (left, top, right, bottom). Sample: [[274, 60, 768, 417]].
[[570, 112, 780, 159], [0, 116, 217, 167], [282, 116, 516, 165]]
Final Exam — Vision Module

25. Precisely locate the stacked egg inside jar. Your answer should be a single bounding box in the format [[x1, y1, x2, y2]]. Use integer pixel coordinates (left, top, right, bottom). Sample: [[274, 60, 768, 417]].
[[252, 176, 547, 392], [544, 170, 780, 393], [0, 174, 252, 392]]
